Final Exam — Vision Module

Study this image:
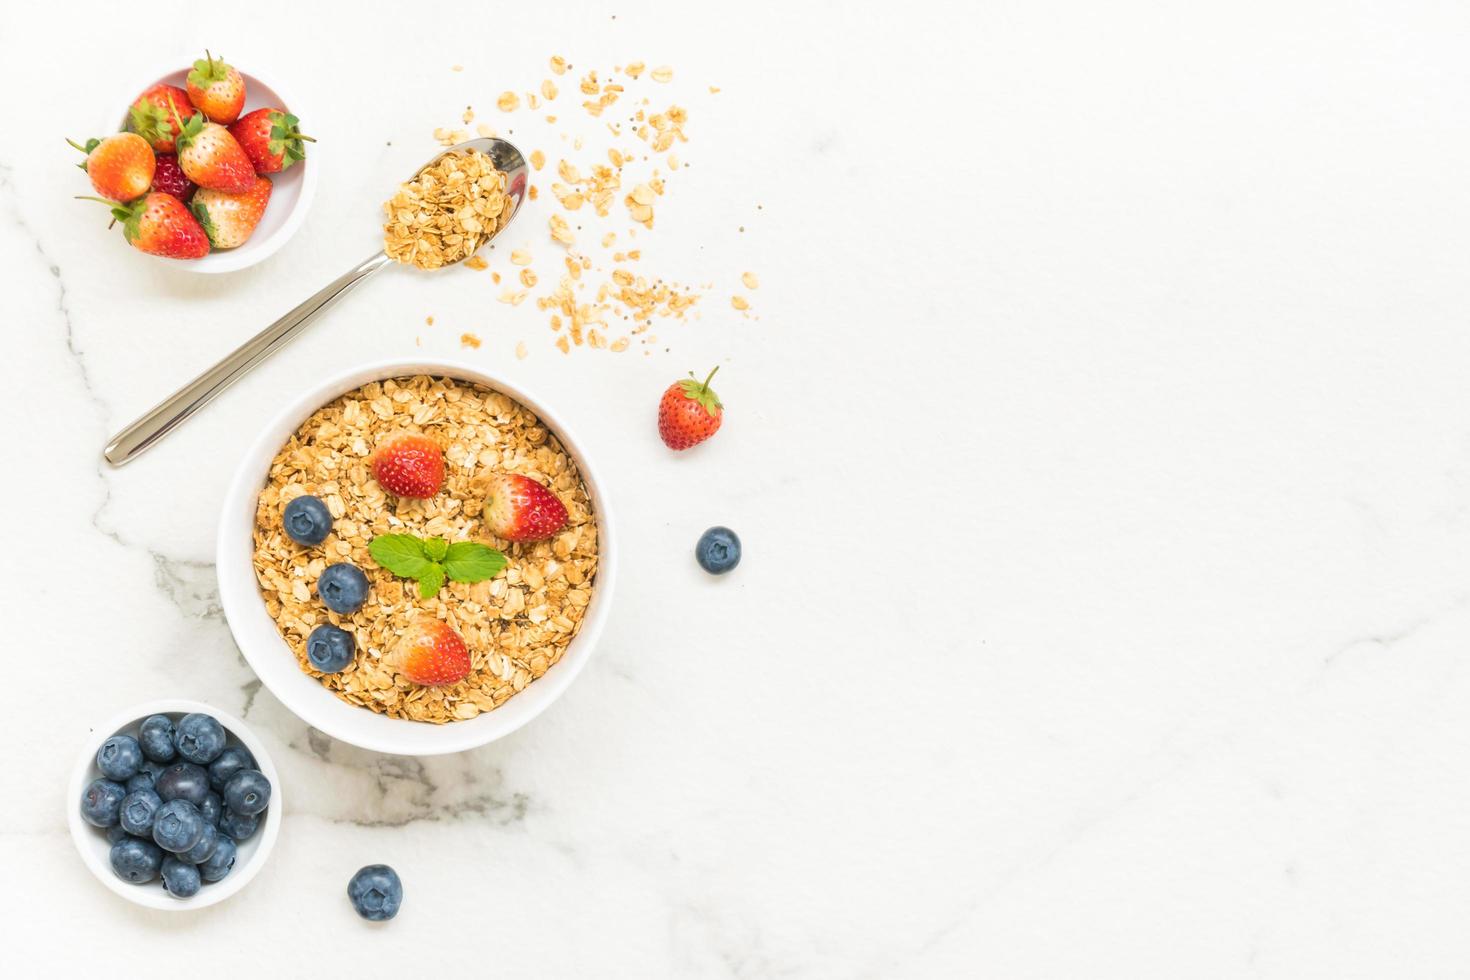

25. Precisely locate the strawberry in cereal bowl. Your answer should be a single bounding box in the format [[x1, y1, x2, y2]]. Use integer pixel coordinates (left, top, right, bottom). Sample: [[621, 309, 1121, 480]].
[[217, 360, 616, 755]]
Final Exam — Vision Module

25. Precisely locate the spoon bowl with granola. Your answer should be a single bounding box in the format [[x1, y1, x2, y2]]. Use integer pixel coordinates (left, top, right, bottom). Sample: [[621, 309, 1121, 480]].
[[105, 138, 529, 466], [216, 358, 616, 755]]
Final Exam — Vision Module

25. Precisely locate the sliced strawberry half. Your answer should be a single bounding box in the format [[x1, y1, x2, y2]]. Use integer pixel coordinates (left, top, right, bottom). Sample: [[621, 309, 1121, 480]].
[[371, 434, 445, 499], [482, 473, 569, 543], [390, 620, 472, 686]]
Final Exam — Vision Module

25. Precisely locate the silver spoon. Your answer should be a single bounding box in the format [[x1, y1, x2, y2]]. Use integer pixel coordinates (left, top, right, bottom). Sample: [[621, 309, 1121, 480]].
[[103, 137, 529, 466]]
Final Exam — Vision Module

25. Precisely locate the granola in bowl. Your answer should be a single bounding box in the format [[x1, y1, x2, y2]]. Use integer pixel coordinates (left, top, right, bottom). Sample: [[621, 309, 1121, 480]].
[[251, 375, 598, 724]]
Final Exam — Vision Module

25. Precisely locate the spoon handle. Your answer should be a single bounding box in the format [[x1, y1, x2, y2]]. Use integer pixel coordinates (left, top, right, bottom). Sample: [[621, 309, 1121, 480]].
[[104, 251, 394, 466]]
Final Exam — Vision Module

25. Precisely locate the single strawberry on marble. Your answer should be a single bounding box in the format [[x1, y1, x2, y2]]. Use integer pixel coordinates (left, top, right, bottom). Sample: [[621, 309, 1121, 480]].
[[658, 367, 724, 450]]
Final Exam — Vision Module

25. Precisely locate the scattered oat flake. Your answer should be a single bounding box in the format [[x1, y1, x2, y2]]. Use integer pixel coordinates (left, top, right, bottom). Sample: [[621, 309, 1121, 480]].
[[462, 107, 475, 123], [550, 55, 567, 75], [708, 85, 720, 93], [465, 255, 488, 271], [425, 316, 434, 325], [516, 341, 528, 359], [731, 295, 749, 310], [499, 288, 529, 306], [549, 213, 575, 246], [542, 79, 558, 100], [741, 271, 759, 289], [452, 64, 463, 72], [497, 91, 520, 111], [510, 248, 532, 266], [460, 332, 481, 348], [530, 149, 546, 171], [651, 66, 673, 83], [520, 268, 538, 288], [625, 62, 645, 78]]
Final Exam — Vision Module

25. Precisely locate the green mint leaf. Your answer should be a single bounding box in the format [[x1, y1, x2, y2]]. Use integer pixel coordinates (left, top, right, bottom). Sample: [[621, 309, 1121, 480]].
[[417, 564, 445, 599], [442, 542, 507, 583], [369, 535, 433, 578], [423, 538, 449, 562]]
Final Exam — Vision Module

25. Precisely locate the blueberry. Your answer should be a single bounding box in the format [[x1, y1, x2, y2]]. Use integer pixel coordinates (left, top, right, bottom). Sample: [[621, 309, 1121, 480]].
[[218, 807, 259, 842], [106, 824, 132, 845], [180, 822, 218, 864], [347, 864, 403, 921], [223, 769, 272, 816], [152, 799, 205, 853], [96, 735, 143, 781], [110, 837, 164, 884], [208, 745, 256, 792], [119, 789, 163, 837], [126, 772, 155, 794], [199, 792, 223, 827], [694, 526, 741, 574], [155, 762, 210, 805], [283, 494, 334, 546], [138, 714, 177, 763], [161, 856, 202, 899], [317, 563, 370, 614], [306, 624, 356, 673], [199, 835, 237, 882], [174, 713, 226, 765], [80, 778, 127, 828]]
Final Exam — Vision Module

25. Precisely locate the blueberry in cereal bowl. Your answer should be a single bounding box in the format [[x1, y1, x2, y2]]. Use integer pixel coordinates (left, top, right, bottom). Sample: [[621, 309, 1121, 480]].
[[221, 362, 616, 755]]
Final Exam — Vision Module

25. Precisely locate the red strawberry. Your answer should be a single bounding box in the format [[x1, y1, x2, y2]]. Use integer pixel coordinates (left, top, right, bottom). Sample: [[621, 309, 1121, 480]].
[[172, 109, 256, 193], [371, 434, 445, 498], [151, 153, 195, 203], [657, 367, 724, 450], [128, 83, 193, 153], [80, 192, 209, 259], [185, 51, 246, 124], [229, 107, 313, 174], [68, 133, 154, 203], [190, 176, 271, 249], [482, 473, 569, 542], [390, 620, 472, 686]]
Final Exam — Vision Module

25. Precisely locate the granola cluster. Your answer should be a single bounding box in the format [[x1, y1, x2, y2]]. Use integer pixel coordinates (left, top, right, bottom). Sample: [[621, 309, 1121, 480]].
[[252, 376, 598, 723], [382, 149, 514, 270]]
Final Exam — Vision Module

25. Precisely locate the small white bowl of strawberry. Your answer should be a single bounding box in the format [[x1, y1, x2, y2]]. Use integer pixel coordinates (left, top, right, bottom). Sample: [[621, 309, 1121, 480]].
[[72, 51, 317, 273]]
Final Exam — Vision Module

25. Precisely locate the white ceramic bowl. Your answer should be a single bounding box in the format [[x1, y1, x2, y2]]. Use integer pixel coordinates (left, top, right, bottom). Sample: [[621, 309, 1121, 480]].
[[110, 65, 317, 273], [217, 359, 617, 755], [67, 699, 282, 911]]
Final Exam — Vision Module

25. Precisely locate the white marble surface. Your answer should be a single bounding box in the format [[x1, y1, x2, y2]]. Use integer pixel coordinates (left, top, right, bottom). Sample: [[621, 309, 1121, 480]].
[[5, 0, 1470, 975]]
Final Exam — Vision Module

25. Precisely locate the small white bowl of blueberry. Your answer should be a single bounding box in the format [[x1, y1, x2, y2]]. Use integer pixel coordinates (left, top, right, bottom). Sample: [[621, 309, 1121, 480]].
[[68, 700, 281, 910]]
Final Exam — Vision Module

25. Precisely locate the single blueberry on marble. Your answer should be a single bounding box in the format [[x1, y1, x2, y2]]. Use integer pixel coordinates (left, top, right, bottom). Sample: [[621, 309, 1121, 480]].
[[347, 864, 403, 921], [694, 526, 741, 575]]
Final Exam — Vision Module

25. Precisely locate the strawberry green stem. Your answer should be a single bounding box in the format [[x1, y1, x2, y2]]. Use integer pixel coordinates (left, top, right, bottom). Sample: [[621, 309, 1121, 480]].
[[698, 366, 719, 394], [66, 138, 89, 154]]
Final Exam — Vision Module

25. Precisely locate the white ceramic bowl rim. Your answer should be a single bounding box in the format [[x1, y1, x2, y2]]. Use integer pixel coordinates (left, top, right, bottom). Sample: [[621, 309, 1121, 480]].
[[67, 699, 282, 911], [216, 358, 617, 756], [108, 64, 317, 274]]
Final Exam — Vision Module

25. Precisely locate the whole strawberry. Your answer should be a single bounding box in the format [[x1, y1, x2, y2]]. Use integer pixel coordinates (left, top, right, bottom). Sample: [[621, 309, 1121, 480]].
[[68, 133, 154, 203], [172, 109, 256, 194], [186, 51, 246, 124], [482, 473, 568, 542], [80, 192, 209, 259], [151, 153, 195, 203], [371, 434, 444, 499], [190, 176, 271, 249], [128, 83, 193, 153], [658, 367, 724, 450], [229, 108, 313, 173], [390, 620, 472, 686]]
